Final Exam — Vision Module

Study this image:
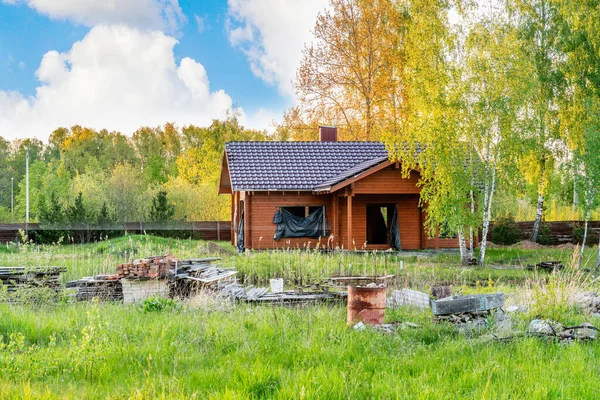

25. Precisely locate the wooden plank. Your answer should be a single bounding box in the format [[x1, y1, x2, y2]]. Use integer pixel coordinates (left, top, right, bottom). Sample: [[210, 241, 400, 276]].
[[431, 293, 505, 315]]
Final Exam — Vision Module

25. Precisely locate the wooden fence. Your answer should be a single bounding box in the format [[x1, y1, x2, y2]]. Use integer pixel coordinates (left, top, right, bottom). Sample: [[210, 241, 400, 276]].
[[486, 220, 600, 245], [0, 221, 231, 244]]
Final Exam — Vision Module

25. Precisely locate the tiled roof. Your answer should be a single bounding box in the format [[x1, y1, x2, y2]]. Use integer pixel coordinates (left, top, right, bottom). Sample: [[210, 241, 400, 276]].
[[225, 141, 391, 191], [313, 156, 389, 191]]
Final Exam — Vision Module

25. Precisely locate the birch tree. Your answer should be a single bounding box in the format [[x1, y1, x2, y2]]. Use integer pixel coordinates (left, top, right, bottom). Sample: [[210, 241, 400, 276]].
[[381, 0, 483, 264], [511, 0, 566, 243], [462, 3, 531, 265], [556, 0, 600, 268]]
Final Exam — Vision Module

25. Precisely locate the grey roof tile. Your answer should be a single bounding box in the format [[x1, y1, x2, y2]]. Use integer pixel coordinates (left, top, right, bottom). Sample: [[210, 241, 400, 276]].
[[225, 141, 392, 191]]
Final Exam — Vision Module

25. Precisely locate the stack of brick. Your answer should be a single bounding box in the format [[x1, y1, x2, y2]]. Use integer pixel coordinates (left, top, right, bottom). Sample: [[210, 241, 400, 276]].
[[116, 255, 179, 279]]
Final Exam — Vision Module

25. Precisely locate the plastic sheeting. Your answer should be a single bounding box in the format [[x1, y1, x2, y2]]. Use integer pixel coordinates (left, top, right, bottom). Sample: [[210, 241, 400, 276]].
[[237, 209, 244, 253], [273, 207, 328, 240], [390, 205, 402, 250]]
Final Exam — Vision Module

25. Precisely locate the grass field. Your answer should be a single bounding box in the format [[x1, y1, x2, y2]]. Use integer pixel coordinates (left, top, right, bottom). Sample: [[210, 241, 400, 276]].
[[1, 235, 600, 399]]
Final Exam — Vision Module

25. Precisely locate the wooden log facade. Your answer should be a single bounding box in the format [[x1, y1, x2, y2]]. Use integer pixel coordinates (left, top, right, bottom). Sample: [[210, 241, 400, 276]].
[[221, 134, 469, 251]]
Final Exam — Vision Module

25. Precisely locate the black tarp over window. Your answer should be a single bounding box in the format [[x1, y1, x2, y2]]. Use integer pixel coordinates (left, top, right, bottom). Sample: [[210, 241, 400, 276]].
[[273, 207, 328, 240]]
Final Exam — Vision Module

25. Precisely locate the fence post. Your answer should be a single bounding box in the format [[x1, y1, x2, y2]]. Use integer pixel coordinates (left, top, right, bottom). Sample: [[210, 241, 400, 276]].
[[217, 221, 221, 241]]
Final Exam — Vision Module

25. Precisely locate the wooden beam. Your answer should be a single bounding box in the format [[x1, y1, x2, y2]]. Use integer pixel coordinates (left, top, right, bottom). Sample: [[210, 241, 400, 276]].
[[332, 194, 338, 248], [347, 194, 353, 250]]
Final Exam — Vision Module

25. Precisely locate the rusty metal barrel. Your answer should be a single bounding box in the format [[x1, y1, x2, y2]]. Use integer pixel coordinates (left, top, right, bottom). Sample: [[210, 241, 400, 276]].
[[347, 286, 386, 325]]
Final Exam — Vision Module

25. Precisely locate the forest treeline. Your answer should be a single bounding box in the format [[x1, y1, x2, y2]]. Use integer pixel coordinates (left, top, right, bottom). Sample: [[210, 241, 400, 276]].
[[0, 117, 269, 224], [1, 0, 599, 266]]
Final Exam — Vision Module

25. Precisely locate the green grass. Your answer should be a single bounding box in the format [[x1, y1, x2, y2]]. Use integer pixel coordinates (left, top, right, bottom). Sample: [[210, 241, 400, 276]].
[[1, 302, 599, 399], [1, 236, 600, 398]]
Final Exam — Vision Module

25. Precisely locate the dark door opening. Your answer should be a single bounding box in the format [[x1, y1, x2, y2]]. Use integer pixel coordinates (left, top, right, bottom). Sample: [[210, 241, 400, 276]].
[[366, 204, 394, 245]]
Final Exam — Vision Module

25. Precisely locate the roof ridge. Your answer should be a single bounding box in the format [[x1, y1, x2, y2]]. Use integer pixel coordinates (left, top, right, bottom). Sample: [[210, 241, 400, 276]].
[[225, 141, 386, 144]]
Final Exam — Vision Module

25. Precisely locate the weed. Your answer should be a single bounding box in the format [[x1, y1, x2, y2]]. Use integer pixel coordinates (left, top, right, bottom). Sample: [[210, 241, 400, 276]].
[[140, 296, 180, 313]]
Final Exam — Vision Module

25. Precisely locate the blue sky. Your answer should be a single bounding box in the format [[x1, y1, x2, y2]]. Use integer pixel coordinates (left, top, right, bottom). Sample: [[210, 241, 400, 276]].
[[0, 0, 327, 140]]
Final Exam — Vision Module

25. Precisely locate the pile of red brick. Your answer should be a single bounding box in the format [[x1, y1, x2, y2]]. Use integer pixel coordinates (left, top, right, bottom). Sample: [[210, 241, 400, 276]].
[[116, 255, 179, 279]]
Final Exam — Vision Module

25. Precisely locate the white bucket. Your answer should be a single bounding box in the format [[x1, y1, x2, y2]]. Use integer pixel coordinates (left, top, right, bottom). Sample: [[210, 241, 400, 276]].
[[270, 278, 284, 293]]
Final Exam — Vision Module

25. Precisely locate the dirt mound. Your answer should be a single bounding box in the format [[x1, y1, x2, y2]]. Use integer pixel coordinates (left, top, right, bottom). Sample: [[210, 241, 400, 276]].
[[556, 242, 576, 250], [515, 240, 545, 249]]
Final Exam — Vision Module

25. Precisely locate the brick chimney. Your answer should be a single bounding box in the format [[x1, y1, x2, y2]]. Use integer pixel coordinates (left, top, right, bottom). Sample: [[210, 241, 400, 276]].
[[319, 126, 337, 142]]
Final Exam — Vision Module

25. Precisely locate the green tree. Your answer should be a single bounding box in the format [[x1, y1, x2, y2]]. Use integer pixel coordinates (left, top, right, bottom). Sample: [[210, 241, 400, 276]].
[[37, 192, 67, 244], [556, 0, 600, 267], [106, 163, 145, 222], [511, 0, 567, 242], [148, 191, 175, 223]]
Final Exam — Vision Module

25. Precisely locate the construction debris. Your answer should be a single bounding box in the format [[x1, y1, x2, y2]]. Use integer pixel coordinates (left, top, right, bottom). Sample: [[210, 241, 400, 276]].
[[528, 319, 598, 343], [117, 255, 178, 279], [575, 292, 600, 315], [431, 285, 452, 299], [431, 293, 505, 316], [352, 321, 421, 334], [218, 281, 345, 304], [526, 261, 564, 272], [387, 288, 431, 309], [328, 274, 395, 287], [122, 279, 169, 304], [169, 258, 236, 297], [66, 275, 123, 301], [435, 311, 489, 333], [0, 266, 65, 294]]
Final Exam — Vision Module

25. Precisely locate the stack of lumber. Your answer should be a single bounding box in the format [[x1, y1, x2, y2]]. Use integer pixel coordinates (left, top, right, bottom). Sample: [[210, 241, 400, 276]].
[[217, 281, 346, 305], [116, 255, 178, 279], [0, 266, 65, 293], [169, 258, 239, 297], [66, 275, 123, 301]]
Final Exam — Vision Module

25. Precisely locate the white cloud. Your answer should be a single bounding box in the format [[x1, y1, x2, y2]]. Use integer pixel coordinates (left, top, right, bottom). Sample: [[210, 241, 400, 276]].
[[0, 25, 236, 140], [194, 14, 205, 33], [227, 0, 327, 96], [2, 0, 187, 32], [238, 107, 281, 133]]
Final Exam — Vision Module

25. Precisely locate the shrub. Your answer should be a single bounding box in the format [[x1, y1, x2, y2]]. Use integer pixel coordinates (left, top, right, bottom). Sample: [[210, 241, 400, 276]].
[[573, 224, 585, 244], [491, 215, 522, 245], [537, 224, 554, 245], [140, 296, 179, 313], [573, 223, 599, 245]]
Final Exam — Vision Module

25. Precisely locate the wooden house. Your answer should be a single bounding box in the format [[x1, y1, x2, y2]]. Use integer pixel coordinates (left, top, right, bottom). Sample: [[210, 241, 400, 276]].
[[218, 127, 465, 251]]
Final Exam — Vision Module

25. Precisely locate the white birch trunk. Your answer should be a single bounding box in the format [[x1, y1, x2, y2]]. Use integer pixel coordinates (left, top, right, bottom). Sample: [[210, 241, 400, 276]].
[[469, 176, 475, 258], [458, 228, 468, 266], [531, 192, 544, 243], [578, 215, 589, 269], [479, 168, 496, 266]]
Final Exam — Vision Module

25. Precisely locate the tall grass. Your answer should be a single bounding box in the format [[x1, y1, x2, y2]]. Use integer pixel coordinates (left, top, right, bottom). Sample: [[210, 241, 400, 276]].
[[1, 234, 597, 286], [1, 302, 600, 399], [1, 238, 600, 397]]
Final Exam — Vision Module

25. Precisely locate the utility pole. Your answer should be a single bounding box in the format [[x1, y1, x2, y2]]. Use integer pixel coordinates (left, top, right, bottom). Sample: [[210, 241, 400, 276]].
[[11, 177, 14, 222], [25, 149, 29, 237]]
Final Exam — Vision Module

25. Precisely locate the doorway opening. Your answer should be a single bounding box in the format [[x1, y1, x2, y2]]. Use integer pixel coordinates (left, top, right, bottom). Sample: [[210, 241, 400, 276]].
[[366, 204, 394, 245]]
